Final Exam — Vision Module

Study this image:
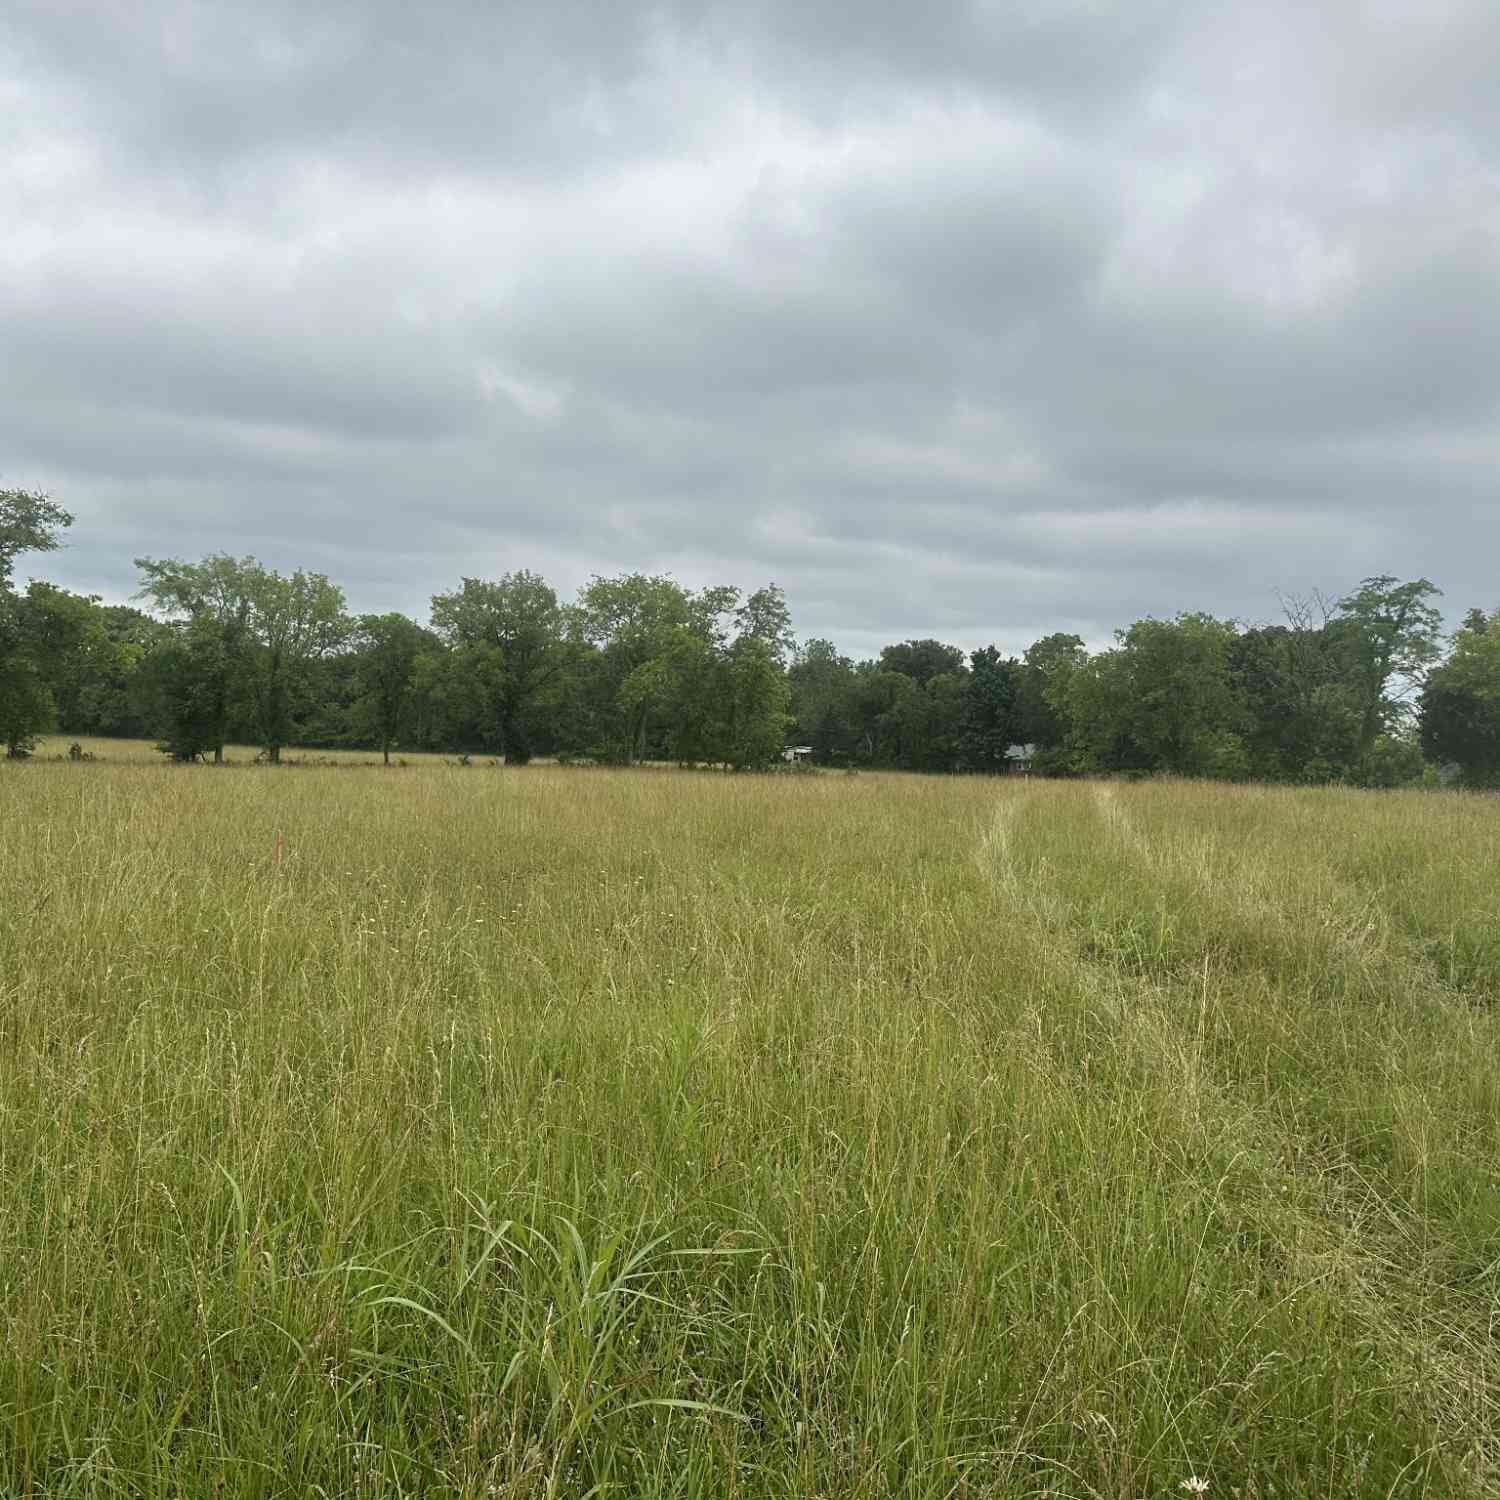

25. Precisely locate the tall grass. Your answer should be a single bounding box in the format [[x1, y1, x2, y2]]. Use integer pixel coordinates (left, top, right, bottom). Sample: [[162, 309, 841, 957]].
[[2, 747, 1497, 1496]]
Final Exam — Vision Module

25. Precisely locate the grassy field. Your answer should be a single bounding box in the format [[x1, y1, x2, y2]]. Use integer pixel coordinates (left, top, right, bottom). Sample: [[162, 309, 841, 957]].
[[3, 745, 1499, 1498], [27, 735, 462, 769]]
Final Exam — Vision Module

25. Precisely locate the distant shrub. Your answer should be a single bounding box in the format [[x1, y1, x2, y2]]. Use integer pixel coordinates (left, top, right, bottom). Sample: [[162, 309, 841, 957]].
[[1354, 735, 1428, 789], [769, 758, 818, 776]]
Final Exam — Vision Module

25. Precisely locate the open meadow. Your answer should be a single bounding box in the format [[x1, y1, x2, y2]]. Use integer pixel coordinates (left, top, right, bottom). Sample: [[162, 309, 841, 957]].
[[2, 746, 1499, 1498]]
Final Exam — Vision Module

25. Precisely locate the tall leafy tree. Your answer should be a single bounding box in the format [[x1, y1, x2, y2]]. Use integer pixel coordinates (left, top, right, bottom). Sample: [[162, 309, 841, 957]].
[[849, 665, 919, 766], [788, 639, 859, 762], [1058, 614, 1247, 777], [48, 601, 163, 739], [0, 490, 71, 590], [900, 670, 966, 772], [573, 574, 726, 762], [0, 651, 53, 759], [617, 625, 719, 765], [0, 490, 74, 757], [350, 613, 434, 764], [244, 568, 349, 762], [430, 572, 568, 764], [574, 577, 792, 768], [960, 646, 1022, 772], [1420, 607, 1500, 786], [718, 632, 792, 769], [735, 584, 796, 665], [138, 556, 348, 762], [1050, 647, 1140, 774], [1018, 633, 1086, 762], [1, 588, 114, 757], [139, 617, 241, 761], [851, 639, 973, 770], [13, 584, 126, 738], [1332, 576, 1444, 762], [407, 644, 482, 752], [136, 555, 256, 762], [1228, 611, 1361, 781], [879, 639, 966, 687]]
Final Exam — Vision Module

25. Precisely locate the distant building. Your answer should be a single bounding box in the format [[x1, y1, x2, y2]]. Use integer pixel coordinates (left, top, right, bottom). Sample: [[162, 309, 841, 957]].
[[1005, 743, 1036, 775], [782, 745, 814, 763]]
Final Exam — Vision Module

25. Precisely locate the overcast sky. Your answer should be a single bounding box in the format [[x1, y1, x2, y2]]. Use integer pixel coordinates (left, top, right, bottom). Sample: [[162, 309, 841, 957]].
[[3, 0, 1497, 659]]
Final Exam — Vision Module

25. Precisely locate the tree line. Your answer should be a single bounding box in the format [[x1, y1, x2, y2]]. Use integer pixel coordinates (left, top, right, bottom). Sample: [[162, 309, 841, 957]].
[[3, 489, 1499, 785]]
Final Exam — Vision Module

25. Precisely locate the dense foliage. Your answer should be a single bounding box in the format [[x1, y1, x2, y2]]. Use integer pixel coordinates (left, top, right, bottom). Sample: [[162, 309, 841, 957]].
[[4, 489, 1497, 781]]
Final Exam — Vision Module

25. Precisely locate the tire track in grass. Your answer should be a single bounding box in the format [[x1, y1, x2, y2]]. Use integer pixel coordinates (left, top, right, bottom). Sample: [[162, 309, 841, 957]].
[[975, 780, 1492, 1492], [967, 787, 1347, 1493], [1069, 782, 1500, 1492]]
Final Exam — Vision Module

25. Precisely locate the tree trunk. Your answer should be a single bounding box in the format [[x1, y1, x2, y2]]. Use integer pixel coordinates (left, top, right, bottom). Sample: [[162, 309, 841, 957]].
[[264, 649, 286, 767], [383, 741, 391, 766], [498, 703, 533, 765]]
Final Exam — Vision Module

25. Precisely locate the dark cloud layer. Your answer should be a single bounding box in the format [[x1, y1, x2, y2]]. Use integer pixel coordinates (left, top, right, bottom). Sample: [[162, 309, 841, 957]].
[[3, 0, 1497, 659]]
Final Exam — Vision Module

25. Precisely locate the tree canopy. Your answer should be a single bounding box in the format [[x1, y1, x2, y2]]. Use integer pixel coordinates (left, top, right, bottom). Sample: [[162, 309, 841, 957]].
[[1421, 607, 1500, 786], [0, 491, 76, 757], [0, 498, 1486, 786]]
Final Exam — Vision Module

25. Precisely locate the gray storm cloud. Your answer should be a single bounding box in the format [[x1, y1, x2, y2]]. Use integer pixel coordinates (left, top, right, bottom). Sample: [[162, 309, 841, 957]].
[[2, 0, 1496, 658]]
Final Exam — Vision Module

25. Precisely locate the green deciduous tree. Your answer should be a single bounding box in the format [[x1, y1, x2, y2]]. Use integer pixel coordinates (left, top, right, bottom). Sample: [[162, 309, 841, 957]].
[[48, 601, 163, 740], [1332, 576, 1444, 764], [0, 657, 53, 759], [905, 670, 967, 772], [788, 639, 859, 763], [1057, 614, 1246, 778], [245, 568, 349, 763], [136, 555, 256, 762], [430, 572, 568, 764], [0, 491, 74, 757], [572, 574, 733, 763], [14, 584, 128, 736], [1228, 606, 1362, 782], [582, 580, 792, 769], [879, 638, 966, 687], [848, 666, 918, 767], [0, 490, 71, 592], [617, 625, 719, 765], [138, 616, 239, 761], [1420, 607, 1500, 786], [960, 646, 1022, 772], [407, 645, 482, 753], [1019, 633, 1086, 766], [735, 584, 796, 665], [718, 633, 792, 769], [351, 613, 436, 764], [137, 556, 348, 762]]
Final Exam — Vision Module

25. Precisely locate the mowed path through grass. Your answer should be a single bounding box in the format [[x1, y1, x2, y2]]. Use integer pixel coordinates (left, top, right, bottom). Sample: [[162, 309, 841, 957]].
[[2, 756, 1498, 1498]]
